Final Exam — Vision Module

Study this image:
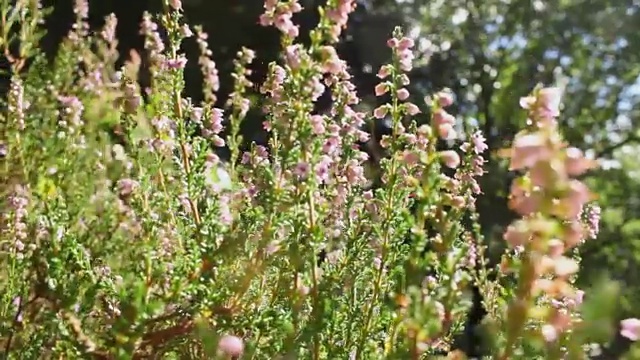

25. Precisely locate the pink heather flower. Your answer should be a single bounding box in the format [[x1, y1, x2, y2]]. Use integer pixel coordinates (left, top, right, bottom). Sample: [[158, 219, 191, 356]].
[[345, 160, 365, 184], [529, 161, 553, 188], [379, 136, 391, 149], [397, 88, 410, 100], [405, 103, 420, 115], [574, 290, 585, 306], [503, 222, 530, 248], [210, 108, 224, 133], [190, 107, 203, 123], [510, 191, 543, 217], [310, 115, 325, 135], [309, 77, 325, 101], [285, 44, 303, 69], [398, 52, 414, 72], [417, 124, 432, 138], [117, 178, 139, 197], [256, 145, 269, 158], [402, 133, 417, 145], [319, 46, 344, 74], [397, 75, 409, 87], [509, 133, 552, 170], [433, 109, 456, 126], [563, 220, 586, 249], [206, 152, 220, 166], [437, 123, 456, 140], [434, 301, 446, 322], [440, 150, 461, 169], [326, 6, 349, 26], [219, 195, 233, 225], [169, 0, 182, 10], [258, 13, 272, 26], [294, 162, 310, 178], [315, 158, 331, 183], [519, 95, 536, 110], [547, 239, 565, 257], [58, 95, 84, 127], [180, 24, 193, 38], [584, 203, 601, 239], [553, 256, 579, 277], [562, 180, 592, 219], [217, 335, 244, 356], [273, 12, 300, 38], [398, 37, 415, 50], [289, 1, 302, 13], [565, 147, 595, 176], [212, 136, 225, 147], [73, 0, 89, 19], [238, 98, 250, 118], [101, 14, 118, 43], [322, 137, 340, 154], [11, 297, 23, 323], [373, 105, 388, 119], [541, 324, 558, 342], [537, 87, 562, 119], [621, 318, 640, 341], [386, 36, 415, 70], [374, 83, 388, 96], [402, 150, 420, 166], [377, 65, 392, 79], [471, 131, 488, 154], [435, 89, 454, 107], [164, 56, 188, 70], [451, 196, 465, 207]]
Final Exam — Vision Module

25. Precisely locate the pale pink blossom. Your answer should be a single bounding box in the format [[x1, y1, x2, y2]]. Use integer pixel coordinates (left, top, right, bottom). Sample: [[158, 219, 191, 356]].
[[294, 162, 310, 178], [547, 239, 565, 257], [169, 0, 182, 10], [398, 37, 415, 50], [509, 133, 552, 170], [397, 88, 410, 100], [541, 324, 558, 342], [375, 83, 388, 96], [440, 150, 460, 169], [503, 221, 530, 248], [437, 123, 456, 140], [405, 103, 420, 115], [563, 220, 586, 248], [471, 131, 488, 154], [561, 180, 592, 219], [435, 89, 454, 107], [621, 318, 640, 341], [553, 256, 579, 277], [310, 115, 325, 135], [433, 109, 456, 126], [377, 65, 391, 79], [537, 87, 562, 119], [565, 147, 596, 176], [373, 105, 388, 119], [218, 335, 244, 356]]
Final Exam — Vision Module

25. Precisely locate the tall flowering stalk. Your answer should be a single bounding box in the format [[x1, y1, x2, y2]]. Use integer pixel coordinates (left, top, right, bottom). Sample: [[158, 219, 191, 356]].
[[498, 86, 599, 359]]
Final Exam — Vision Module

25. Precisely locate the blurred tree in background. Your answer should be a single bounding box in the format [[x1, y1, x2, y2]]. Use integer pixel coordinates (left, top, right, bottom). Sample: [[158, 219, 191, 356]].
[[34, 0, 640, 356]]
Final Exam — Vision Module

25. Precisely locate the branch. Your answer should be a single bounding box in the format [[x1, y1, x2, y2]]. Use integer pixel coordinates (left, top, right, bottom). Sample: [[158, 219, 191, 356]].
[[595, 132, 640, 159], [133, 319, 195, 359], [61, 310, 112, 360]]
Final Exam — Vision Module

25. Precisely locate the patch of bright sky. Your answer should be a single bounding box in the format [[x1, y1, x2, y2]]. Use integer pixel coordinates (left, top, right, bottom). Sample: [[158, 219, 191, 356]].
[[404, 0, 640, 165]]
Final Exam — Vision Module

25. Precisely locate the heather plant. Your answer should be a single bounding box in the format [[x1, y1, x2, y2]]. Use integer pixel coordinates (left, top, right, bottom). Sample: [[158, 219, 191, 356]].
[[0, 0, 637, 359]]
